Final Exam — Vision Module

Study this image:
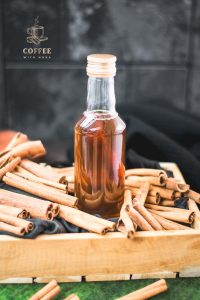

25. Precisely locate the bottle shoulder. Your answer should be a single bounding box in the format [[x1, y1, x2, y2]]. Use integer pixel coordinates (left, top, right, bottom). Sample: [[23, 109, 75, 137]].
[[75, 112, 126, 135]]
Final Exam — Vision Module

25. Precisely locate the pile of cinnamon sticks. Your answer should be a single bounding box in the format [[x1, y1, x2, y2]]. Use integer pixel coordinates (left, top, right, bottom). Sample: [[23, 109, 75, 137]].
[[49, 164, 200, 237], [0, 132, 116, 236], [0, 131, 200, 238], [117, 167, 200, 238], [0, 204, 33, 236]]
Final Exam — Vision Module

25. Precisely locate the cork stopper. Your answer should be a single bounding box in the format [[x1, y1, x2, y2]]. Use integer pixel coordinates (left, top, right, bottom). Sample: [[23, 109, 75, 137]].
[[87, 54, 117, 78]]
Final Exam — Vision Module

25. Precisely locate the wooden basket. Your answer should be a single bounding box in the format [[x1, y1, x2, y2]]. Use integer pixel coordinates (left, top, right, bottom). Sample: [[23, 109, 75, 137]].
[[0, 163, 199, 283]]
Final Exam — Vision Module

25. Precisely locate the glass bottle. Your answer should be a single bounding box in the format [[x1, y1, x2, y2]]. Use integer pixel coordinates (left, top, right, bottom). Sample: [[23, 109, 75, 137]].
[[74, 54, 126, 218]]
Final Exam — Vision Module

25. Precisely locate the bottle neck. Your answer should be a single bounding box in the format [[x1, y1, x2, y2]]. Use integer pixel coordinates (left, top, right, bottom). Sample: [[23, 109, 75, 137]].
[[86, 76, 116, 114]]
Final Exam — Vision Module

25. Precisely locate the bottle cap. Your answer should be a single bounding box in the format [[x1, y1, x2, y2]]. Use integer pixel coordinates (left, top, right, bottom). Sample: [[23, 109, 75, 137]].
[[87, 54, 117, 78]]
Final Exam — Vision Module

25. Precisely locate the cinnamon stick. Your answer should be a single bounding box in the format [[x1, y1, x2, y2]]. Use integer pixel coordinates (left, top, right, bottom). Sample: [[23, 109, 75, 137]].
[[3, 172, 77, 207], [188, 190, 200, 204], [0, 221, 25, 236], [59, 175, 74, 184], [124, 189, 153, 231], [117, 189, 136, 239], [0, 157, 21, 180], [117, 219, 136, 239], [0, 212, 33, 232], [123, 189, 132, 206], [126, 187, 138, 196], [188, 198, 200, 214], [149, 186, 175, 200], [125, 179, 141, 189], [150, 212, 192, 230], [0, 204, 29, 218], [165, 178, 190, 193], [5, 132, 28, 151], [160, 199, 175, 207], [29, 280, 58, 300], [0, 189, 58, 220], [126, 180, 173, 200], [145, 203, 193, 214], [67, 182, 74, 194], [188, 199, 200, 229], [125, 192, 154, 231], [129, 186, 161, 204], [126, 175, 166, 187], [59, 175, 75, 193], [115, 279, 168, 300], [134, 182, 150, 205], [146, 195, 160, 205], [125, 168, 167, 178], [40, 285, 61, 300], [16, 165, 36, 177], [147, 208, 194, 224], [21, 159, 59, 182], [14, 169, 67, 192], [59, 205, 116, 235], [0, 149, 10, 161], [0, 141, 46, 167], [132, 199, 163, 230]]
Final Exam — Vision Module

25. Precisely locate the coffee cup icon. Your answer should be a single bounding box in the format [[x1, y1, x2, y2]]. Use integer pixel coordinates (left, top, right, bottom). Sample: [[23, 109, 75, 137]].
[[27, 24, 48, 45]]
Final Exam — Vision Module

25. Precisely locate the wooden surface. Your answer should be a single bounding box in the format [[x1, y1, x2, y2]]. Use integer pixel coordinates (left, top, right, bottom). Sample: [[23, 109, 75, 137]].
[[0, 162, 199, 283], [0, 230, 200, 280], [160, 162, 185, 183]]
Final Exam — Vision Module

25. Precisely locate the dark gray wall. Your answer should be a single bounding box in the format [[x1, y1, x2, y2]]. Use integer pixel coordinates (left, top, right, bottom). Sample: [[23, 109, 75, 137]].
[[0, 0, 200, 160]]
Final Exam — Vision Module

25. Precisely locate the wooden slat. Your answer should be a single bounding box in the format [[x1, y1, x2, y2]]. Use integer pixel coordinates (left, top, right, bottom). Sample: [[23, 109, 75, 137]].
[[86, 274, 130, 282], [35, 276, 82, 283], [0, 230, 200, 279], [179, 266, 200, 278], [0, 277, 32, 284], [131, 272, 176, 279]]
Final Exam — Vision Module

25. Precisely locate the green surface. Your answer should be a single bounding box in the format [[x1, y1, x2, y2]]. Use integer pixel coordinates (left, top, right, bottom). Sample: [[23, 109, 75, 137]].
[[0, 278, 200, 300]]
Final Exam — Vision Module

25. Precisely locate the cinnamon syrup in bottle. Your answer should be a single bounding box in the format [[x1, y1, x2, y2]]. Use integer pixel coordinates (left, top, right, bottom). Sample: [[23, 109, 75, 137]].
[[74, 54, 126, 218]]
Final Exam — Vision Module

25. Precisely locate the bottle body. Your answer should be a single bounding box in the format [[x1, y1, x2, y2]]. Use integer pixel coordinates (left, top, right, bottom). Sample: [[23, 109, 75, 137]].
[[75, 111, 126, 217]]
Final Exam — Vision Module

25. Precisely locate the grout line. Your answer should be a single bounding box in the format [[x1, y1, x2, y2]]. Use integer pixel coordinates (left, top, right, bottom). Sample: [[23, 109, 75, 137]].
[[185, 0, 197, 111]]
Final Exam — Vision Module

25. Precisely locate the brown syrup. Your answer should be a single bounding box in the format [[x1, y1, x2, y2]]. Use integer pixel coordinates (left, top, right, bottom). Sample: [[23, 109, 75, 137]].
[[75, 111, 126, 218]]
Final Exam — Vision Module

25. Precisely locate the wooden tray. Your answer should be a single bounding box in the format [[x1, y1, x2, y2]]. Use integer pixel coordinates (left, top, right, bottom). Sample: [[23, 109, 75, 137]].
[[0, 163, 199, 284]]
